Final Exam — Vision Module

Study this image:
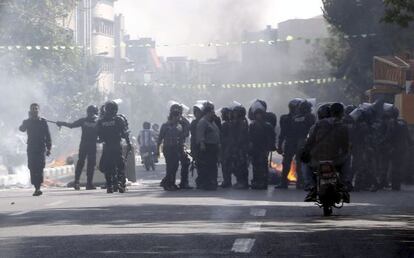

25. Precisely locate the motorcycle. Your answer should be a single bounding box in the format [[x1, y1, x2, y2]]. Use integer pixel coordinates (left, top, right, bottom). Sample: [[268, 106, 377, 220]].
[[315, 161, 349, 216], [140, 146, 156, 171]]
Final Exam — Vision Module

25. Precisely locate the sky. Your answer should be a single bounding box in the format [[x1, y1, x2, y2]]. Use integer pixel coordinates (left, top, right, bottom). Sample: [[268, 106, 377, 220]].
[[115, 0, 324, 60]]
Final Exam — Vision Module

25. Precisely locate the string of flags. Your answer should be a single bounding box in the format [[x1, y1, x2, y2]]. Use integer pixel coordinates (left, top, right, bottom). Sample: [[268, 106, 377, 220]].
[[0, 33, 377, 51], [113, 76, 345, 90]]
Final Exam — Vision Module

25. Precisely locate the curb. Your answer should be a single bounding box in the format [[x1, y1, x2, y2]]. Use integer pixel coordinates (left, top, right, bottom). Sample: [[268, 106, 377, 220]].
[[44, 165, 75, 178]]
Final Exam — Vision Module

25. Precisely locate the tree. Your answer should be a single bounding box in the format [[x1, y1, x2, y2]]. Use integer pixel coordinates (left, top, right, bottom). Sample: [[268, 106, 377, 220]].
[[383, 0, 414, 27], [0, 0, 101, 156], [322, 0, 414, 101]]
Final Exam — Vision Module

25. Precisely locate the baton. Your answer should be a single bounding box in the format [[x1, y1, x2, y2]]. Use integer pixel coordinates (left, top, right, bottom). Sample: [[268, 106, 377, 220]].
[[45, 119, 62, 131], [45, 119, 57, 124]]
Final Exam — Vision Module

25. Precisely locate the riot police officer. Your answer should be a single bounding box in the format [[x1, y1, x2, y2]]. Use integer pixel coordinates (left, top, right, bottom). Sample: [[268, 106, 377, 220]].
[[196, 102, 221, 190], [57, 105, 99, 190], [293, 100, 316, 189], [249, 102, 275, 190], [97, 101, 132, 194], [157, 110, 182, 191], [383, 106, 412, 190], [276, 99, 301, 189], [170, 103, 192, 189], [220, 107, 233, 188], [229, 105, 249, 189], [19, 103, 52, 196]]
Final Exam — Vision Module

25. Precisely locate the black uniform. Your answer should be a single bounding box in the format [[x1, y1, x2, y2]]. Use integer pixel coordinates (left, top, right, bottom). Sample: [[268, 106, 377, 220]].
[[19, 118, 51, 189], [278, 113, 297, 187], [220, 119, 233, 186], [158, 121, 182, 188], [59, 117, 98, 186], [178, 117, 191, 188], [292, 112, 316, 188], [196, 117, 221, 190], [97, 114, 130, 191], [249, 120, 274, 189], [384, 118, 411, 190], [229, 119, 249, 187], [190, 118, 200, 158]]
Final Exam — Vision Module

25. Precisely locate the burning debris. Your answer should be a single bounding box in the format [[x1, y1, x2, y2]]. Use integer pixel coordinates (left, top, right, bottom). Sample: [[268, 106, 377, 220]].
[[269, 159, 297, 183]]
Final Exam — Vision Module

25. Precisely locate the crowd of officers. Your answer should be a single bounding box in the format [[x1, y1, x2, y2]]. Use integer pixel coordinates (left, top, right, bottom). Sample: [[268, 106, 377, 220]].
[[20, 97, 411, 198], [157, 98, 412, 197], [157, 100, 276, 191]]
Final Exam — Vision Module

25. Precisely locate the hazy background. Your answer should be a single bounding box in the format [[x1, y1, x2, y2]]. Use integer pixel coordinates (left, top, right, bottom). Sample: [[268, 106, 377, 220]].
[[115, 0, 323, 60]]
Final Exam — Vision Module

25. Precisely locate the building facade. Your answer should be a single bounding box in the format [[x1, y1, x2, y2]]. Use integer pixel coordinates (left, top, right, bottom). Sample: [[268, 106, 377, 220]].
[[73, 0, 126, 94]]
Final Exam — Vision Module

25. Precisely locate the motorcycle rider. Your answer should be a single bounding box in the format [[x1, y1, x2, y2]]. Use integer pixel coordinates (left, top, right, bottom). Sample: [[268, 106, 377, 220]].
[[138, 121, 157, 167], [97, 101, 132, 194], [303, 103, 350, 202], [196, 101, 221, 190], [19, 103, 52, 196], [151, 123, 160, 163], [56, 105, 99, 190], [302, 103, 331, 191]]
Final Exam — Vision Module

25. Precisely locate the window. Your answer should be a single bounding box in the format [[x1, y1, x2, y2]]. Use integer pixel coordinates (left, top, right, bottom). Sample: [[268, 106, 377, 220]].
[[93, 18, 114, 36]]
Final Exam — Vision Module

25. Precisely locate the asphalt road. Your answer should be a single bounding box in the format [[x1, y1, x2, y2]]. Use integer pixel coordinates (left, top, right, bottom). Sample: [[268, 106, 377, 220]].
[[0, 165, 413, 258]]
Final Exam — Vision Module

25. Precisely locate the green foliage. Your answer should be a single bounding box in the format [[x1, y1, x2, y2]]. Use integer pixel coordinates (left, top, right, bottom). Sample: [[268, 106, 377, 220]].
[[383, 0, 414, 27], [322, 0, 414, 101], [0, 0, 100, 120]]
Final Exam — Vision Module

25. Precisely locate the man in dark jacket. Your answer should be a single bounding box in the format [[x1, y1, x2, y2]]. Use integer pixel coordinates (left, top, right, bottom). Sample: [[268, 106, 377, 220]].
[[196, 102, 221, 190], [19, 103, 52, 196], [303, 103, 350, 202], [157, 111, 182, 191], [97, 101, 132, 194], [57, 105, 99, 190]]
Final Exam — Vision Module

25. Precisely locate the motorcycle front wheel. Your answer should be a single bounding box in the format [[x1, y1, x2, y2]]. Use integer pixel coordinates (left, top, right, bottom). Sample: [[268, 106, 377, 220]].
[[323, 206, 333, 216]]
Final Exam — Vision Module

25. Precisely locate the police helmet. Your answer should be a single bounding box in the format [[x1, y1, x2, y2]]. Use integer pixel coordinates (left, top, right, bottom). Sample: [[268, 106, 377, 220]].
[[233, 105, 247, 118], [201, 101, 215, 113], [170, 103, 183, 114], [220, 107, 231, 121], [299, 100, 313, 114], [104, 101, 118, 116], [330, 103, 345, 118], [288, 98, 303, 113], [317, 103, 331, 120]]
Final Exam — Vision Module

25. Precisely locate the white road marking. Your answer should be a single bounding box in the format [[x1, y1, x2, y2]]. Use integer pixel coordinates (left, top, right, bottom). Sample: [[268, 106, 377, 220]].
[[45, 200, 65, 207], [250, 208, 266, 217], [231, 238, 256, 253], [9, 210, 31, 216], [242, 222, 262, 231]]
